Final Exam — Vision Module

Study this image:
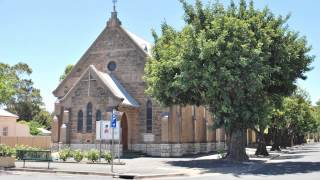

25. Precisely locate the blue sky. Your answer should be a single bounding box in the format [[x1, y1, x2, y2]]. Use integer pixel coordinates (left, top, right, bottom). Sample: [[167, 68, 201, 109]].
[[0, 0, 319, 112]]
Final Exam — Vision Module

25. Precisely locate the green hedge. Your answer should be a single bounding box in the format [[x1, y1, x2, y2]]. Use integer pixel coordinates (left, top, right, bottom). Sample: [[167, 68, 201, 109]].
[[57, 149, 113, 163], [73, 150, 84, 162], [86, 149, 99, 163], [58, 148, 73, 162]]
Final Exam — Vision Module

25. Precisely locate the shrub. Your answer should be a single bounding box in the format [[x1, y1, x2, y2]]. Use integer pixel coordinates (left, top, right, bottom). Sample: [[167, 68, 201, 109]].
[[58, 151, 68, 162], [217, 148, 226, 159], [86, 149, 99, 163], [73, 150, 84, 163], [58, 148, 72, 162], [15, 144, 42, 151], [0, 144, 14, 157], [101, 151, 112, 163], [19, 120, 42, 136]]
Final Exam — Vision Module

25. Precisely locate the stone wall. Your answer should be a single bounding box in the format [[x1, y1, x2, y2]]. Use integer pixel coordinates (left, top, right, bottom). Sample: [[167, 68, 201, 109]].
[[131, 142, 227, 157], [53, 142, 227, 157]]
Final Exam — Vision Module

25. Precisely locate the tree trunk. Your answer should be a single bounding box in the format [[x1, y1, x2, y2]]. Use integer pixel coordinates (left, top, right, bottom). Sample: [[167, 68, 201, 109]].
[[299, 135, 305, 144], [225, 128, 249, 161], [289, 135, 294, 147], [255, 129, 269, 156], [280, 130, 288, 149], [225, 130, 231, 157], [270, 128, 281, 151]]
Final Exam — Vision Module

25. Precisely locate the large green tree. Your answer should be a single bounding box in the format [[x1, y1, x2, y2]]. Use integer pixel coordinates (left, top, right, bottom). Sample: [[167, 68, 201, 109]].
[[144, 0, 313, 161], [314, 100, 320, 141], [1, 62, 52, 129], [33, 108, 53, 130], [5, 63, 43, 120], [270, 91, 317, 148], [269, 107, 286, 151], [314, 100, 320, 122], [0, 63, 26, 106]]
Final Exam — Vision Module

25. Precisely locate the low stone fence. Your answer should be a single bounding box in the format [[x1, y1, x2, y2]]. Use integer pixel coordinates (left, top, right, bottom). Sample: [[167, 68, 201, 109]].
[[131, 142, 227, 157], [51, 142, 226, 157]]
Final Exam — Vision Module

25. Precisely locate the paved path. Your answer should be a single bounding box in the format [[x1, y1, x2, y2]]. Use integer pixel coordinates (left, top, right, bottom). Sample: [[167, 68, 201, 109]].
[[158, 143, 320, 180]]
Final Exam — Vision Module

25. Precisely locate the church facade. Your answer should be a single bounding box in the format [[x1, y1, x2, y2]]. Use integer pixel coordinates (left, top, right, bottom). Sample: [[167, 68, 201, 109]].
[[51, 10, 254, 157]]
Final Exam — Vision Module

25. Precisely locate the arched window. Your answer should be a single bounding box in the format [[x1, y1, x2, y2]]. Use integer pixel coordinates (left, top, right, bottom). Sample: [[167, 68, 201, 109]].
[[146, 99, 152, 133], [86, 103, 93, 133], [77, 110, 83, 132], [96, 110, 102, 121]]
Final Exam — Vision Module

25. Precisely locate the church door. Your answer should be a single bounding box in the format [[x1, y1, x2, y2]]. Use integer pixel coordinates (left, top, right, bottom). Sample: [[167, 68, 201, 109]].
[[121, 113, 128, 151]]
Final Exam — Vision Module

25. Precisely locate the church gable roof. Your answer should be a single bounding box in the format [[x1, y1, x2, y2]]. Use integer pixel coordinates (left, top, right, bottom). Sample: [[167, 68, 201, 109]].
[[96, 70, 140, 107], [53, 12, 152, 97], [59, 65, 139, 108], [122, 27, 152, 56]]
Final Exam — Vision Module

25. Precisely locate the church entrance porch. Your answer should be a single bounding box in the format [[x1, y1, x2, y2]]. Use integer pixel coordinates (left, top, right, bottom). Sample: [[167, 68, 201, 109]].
[[121, 113, 128, 151]]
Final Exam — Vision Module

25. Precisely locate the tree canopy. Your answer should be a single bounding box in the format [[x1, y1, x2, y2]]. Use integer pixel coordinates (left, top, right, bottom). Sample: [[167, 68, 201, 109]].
[[59, 64, 74, 81], [0, 62, 31, 106], [313, 100, 320, 134], [269, 89, 317, 148], [0, 62, 52, 130], [144, 0, 314, 161]]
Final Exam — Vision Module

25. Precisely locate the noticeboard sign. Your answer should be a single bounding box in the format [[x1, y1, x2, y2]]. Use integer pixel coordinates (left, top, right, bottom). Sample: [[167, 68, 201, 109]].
[[96, 120, 120, 140]]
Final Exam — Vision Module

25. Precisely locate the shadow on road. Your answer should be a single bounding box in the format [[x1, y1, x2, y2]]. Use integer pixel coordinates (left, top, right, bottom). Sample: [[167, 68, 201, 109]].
[[283, 150, 319, 154], [166, 159, 265, 175], [250, 161, 320, 175], [166, 159, 320, 176], [273, 155, 305, 160]]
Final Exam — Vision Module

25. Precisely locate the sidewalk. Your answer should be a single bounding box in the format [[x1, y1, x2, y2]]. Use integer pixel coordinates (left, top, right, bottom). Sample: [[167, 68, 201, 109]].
[[11, 156, 195, 179], [5, 146, 295, 179]]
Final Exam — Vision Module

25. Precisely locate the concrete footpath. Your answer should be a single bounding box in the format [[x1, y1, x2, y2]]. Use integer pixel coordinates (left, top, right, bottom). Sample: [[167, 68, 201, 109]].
[[4, 147, 293, 179]]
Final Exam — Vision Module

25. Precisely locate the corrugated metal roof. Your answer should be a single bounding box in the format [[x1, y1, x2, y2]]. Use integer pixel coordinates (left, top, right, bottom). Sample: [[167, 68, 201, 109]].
[[123, 28, 152, 56], [0, 109, 18, 118]]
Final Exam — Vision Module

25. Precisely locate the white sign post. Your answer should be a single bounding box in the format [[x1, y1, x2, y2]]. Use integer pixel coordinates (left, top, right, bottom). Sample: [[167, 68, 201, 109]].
[[95, 111, 121, 173], [118, 128, 121, 164], [111, 110, 117, 173], [99, 120, 102, 162]]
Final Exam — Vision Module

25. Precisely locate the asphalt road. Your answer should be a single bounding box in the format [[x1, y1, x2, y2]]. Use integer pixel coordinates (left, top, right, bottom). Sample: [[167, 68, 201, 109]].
[[161, 143, 320, 180]]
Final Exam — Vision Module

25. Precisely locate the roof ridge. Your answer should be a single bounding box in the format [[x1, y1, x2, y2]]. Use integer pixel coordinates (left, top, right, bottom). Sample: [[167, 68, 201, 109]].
[[0, 109, 18, 118], [121, 26, 152, 56]]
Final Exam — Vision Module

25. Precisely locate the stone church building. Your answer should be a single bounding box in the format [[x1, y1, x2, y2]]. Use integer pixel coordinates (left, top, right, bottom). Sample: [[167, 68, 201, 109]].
[[51, 9, 256, 157]]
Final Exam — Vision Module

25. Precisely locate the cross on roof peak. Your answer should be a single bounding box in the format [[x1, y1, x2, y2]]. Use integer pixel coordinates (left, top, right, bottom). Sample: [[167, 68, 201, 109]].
[[107, 0, 121, 27], [113, 0, 117, 12]]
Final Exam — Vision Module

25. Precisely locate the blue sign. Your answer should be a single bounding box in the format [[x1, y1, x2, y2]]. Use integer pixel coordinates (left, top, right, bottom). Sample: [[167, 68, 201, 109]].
[[111, 112, 117, 128]]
